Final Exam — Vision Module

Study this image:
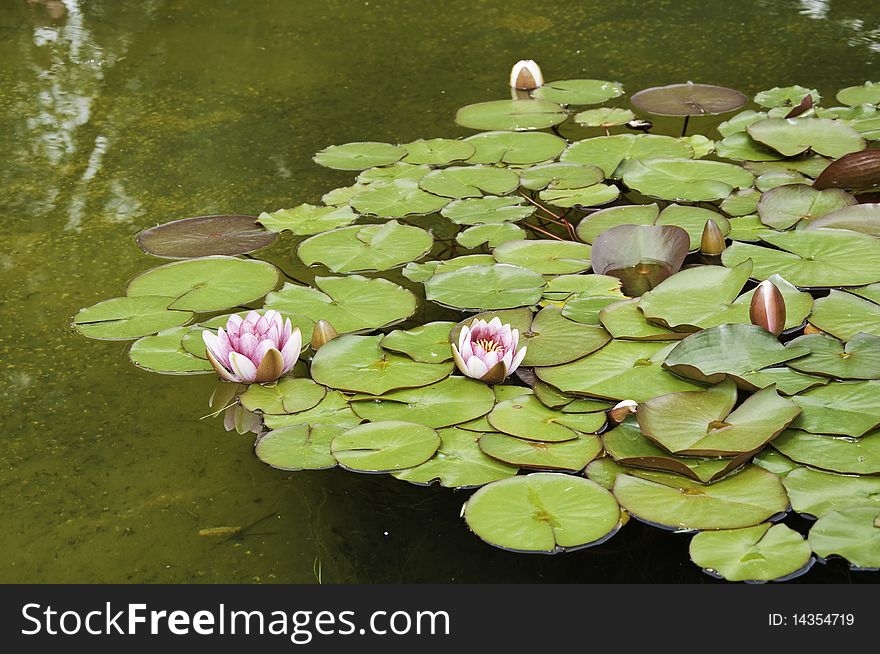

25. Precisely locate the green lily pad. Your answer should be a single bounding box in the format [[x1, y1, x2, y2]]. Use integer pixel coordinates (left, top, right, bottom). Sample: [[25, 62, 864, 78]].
[[689, 523, 813, 582], [311, 335, 453, 395], [755, 170, 809, 191], [560, 295, 624, 326], [356, 162, 433, 185], [128, 327, 213, 373], [541, 273, 623, 303], [519, 162, 605, 191], [631, 83, 747, 116], [754, 86, 819, 108], [533, 79, 624, 105], [350, 376, 494, 428], [381, 322, 455, 363], [786, 332, 880, 379], [663, 324, 810, 387], [745, 156, 832, 178], [313, 141, 406, 170], [714, 132, 783, 162], [752, 449, 800, 476], [350, 180, 450, 217], [772, 429, 880, 475], [463, 473, 621, 552], [809, 506, 880, 570], [738, 368, 829, 396], [599, 298, 683, 341], [478, 431, 602, 471], [265, 275, 417, 334], [239, 377, 326, 415], [783, 466, 880, 518], [255, 424, 345, 471], [621, 158, 754, 202], [297, 221, 433, 273], [655, 205, 730, 250], [538, 184, 620, 208], [455, 99, 568, 131], [756, 184, 856, 229], [136, 214, 277, 259], [73, 296, 194, 341], [257, 204, 358, 235], [493, 239, 592, 275], [790, 380, 880, 437], [721, 229, 880, 288], [809, 291, 880, 340], [638, 380, 800, 456], [322, 183, 367, 206], [520, 306, 610, 366], [487, 394, 606, 442], [837, 81, 880, 107], [425, 264, 545, 310], [726, 215, 769, 241], [721, 189, 761, 217], [392, 427, 518, 488], [849, 283, 880, 305], [456, 222, 526, 248], [331, 421, 440, 473], [126, 256, 280, 312], [263, 390, 362, 430], [537, 340, 705, 402], [747, 118, 865, 158], [574, 107, 635, 128], [613, 464, 789, 530], [463, 130, 565, 165], [561, 134, 694, 177], [574, 204, 659, 244], [419, 165, 520, 199], [440, 196, 535, 225], [401, 138, 475, 165], [805, 204, 880, 235], [718, 110, 769, 137]]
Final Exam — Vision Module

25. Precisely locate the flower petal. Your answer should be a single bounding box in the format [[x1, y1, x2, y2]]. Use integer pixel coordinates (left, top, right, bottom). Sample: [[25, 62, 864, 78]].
[[253, 347, 285, 383], [280, 328, 302, 372], [205, 348, 240, 382], [451, 345, 470, 376], [509, 345, 527, 374], [229, 351, 258, 383], [466, 356, 489, 379]]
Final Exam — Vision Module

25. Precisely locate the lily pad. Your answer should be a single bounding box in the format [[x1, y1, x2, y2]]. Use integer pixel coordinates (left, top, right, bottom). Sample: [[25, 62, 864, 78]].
[[419, 165, 520, 199], [350, 180, 450, 217], [520, 307, 610, 366], [714, 132, 783, 162], [772, 429, 880, 475], [239, 377, 326, 415], [455, 99, 568, 131], [631, 83, 747, 116], [726, 215, 769, 242], [313, 141, 406, 170], [689, 523, 813, 582], [380, 321, 455, 363], [747, 118, 865, 159], [136, 215, 276, 259], [837, 81, 880, 107], [541, 273, 624, 303], [613, 465, 789, 530], [297, 221, 433, 273], [488, 395, 606, 442], [574, 107, 635, 128], [752, 449, 800, 476], [655, 205, 730, 250], [456, 222, 526, 248], [128, 327, 213, 373], [265, 275, 417, 334], [574, 204, 659, 246], [621, 157, 754, 202], [478, 431, 602, 471], [805, 204, 880, 235], [463, 473, 621, 552], [538, 184, 620, 208], [401, 138, 475, 165], [721, 189, 761, 217], [440, 196, 535, 225], [257, 204, 357, 235], [263, 391, 362, 430], [350, 376, 494, 428], [392, 427, 518, 488], [809, 506, 880, 569], [718, 110, 769, 137], [808, 291, 880, 340], [599, 298, 683, 341], [790, 380, 880, 437], [561, 134, 693, 177], [519, 162, 605, 191], [756, 184, 856, 229], [73, 296, 194, 341], [754, 86, 820, 108], [738, 368, 829, 396], [537, 340, 706, 402], [782, 466, 880, 518], [786, 332, 880, 379], [560, 295, 624, 326], [532, 79, 624, 105], [463, 131, 565, 165], [255, 424, 345, 471], [425, 264, 545, 310], [331, 421, 440, 473], [311, 335, 453, 395], [493, 239, 592, 275], [126, 256, 280, 312]]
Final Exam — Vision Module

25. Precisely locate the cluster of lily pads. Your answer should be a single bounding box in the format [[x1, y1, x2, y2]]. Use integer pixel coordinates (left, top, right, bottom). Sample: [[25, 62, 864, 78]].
[[73, 70, 880, 582]]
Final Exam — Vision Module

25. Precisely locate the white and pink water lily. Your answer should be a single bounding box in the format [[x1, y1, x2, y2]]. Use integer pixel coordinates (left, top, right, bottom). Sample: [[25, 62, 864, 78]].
[[451, 317, 527, 384], [203, 310, 302, 384]]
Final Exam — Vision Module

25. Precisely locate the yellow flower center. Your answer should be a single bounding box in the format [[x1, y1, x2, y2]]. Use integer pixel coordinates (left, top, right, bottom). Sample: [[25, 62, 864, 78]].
[[475, 338, 503, 353]]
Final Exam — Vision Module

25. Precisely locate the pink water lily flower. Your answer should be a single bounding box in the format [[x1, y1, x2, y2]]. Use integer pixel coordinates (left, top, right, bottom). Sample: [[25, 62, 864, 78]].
[[203, 310, 301, 383], [451, 317, 527, 384]]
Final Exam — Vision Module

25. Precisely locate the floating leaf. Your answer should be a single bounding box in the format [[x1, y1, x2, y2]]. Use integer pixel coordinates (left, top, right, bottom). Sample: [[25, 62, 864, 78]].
[[239, 377, 326, 415], [538, 184, 620, 208], [541, 273, 624, 302], [689, 523, 813, 582], [463, 130, 566, 164], [520, 307, 610, 366], [263, 391, 362, 430], [381, 322, 455, 363], [783, 467, 880, 518], [621, 158, 753, 202], [297, 221, 433, 273], [314, 141, 406, 170], [255, 424, 345, 471], [424, 264, 545, 310], [331, 421, 440, 472], [714, 132, 783, 162], [747, 118, 865, 159], [493, 239, 592, 275], [136, 215, 276, 259], [487, 395, 606, 442], [836, 81, 880, 107], [631, 83, 747, 116], [560, 295, 623, 325], [73, 296, 193, 341], [574, 107, 635, 128], [772, 429, 880, 475], [786, 332, 880, 379], [257, 204, 357, 235], [128, 327, 213, 373], [478, 431, 602, 471], [599, 298, 683, 341], [808, 291, 880, 340], [756, 184, 855, 229], [790, 380, 880, 437], [518, 162, 605, 191], [591, 224, 690, 296], [350, 180, 449, 217], [463, 473, 621, 552], [561, 134, 693, 177], [654, 205, 730, 250], [440, 196, 535, 225], [721, 189, 761, 216], [752, 449, 800, 476], [574, 204, 659, 244], [533, 79, 624, 105], [456, 222, 526, 248], [739, 368, 829, 396], [401, 138, 475, 165], [754, 86, 820, 108], [718, 110, 769, 137], [805, 204, 880, 235], [455, 99, 568, 131], [809, 506, 880, 569], [419, 165, 520, 199]]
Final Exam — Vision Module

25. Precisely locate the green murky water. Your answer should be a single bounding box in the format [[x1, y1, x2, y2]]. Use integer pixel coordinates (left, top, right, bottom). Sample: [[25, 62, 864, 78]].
[[2, 0, 878, 583]]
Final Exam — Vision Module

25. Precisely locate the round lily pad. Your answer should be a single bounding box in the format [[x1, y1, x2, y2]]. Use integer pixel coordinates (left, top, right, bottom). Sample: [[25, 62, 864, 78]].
[[541, 273, 624, 302], [655, 205, 731, 250], [809, 291, 880, 340], [331, 421, 441, 473], [350, 180, 450, 218], [487, 394, 606, 442], [714, 132, 783, 162], [808, 506, 880, 570], [73, 296, 194, 341], [313, 141, 406, 170], [457, 222, 526, 248], [561, 134, 693, 177], [739, 368, 829, 396], [726, 215, 769, 242], [419, 165, 520, 199], [478, 431, 602, 471], [441, 196, 534, 225], [239, 377, 326, 415], [631, 83, 747, 116], [772, 429, 880, 475], [790, 380, 880, 437], [297, 221, 433, 273], [381, 321, 455, 363], [538, 184, 620, 208], [311, 335, 453, 395], [575, 204, 659, 244], [425, 264, 545, 310], [126, 256, 280, 312], [837, 81, 880, 107], [756, 184, 856, 229], [255, 424, 345, 471], [747, 118, 865, 159], [463, 473, 621, 552], [805, 204, 880, 235], [689, 523, 813, 582], [392, 427, 518, 488], [401, 138, 475, 165], [263, 390, 362, 430], [786, 332, 880, 379], [599, 298, 683, 341], [621, 158, 753, 202], [520, 306, 610, 366], [128, 326, 213, 373], [493, 239, 592, 275], [754, 86, 820, 108], [265, 275, 417, 334], [782, 466, 880, 518], [136, 215, 276, 259], [613, 465, 789, 530], [463, 130, 565, 165], [350, 376, 494, 428], [532, 79, 624, 105], [560, 295, 623, 326], [519, 162, 605, 191], [455, 99, 568, 131], [718, 109, 769, 137], [574, 107, 635, 128], [257, 204, 358, 235], [721, 188, 761, 217]]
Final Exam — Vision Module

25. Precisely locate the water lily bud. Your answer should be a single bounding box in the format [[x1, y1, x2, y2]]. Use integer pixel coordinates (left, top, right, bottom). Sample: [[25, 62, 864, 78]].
[[509, 60, 543, 90], [609, 399, 638, 424], [700, 219, 726, 256], [749, 280, 786, 336], [311, 319, 338, 349]]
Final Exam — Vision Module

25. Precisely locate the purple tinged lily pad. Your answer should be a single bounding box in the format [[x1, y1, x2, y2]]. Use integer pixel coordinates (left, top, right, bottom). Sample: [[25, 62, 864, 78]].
[[136, 215, 276, 259]]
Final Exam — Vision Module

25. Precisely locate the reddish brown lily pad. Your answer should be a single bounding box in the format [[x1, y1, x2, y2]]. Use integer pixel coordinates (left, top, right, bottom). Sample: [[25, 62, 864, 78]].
[[631, 83, 748, 117], [136, 215, 277, 259]]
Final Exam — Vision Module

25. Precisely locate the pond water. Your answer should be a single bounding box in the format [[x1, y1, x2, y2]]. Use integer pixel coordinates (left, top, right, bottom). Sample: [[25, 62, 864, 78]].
[[2, 0, 879, 583]]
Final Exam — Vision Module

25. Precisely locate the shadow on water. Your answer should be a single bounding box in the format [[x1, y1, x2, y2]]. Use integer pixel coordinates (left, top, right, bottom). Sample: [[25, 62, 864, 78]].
[[0, 0, 878, 583]]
